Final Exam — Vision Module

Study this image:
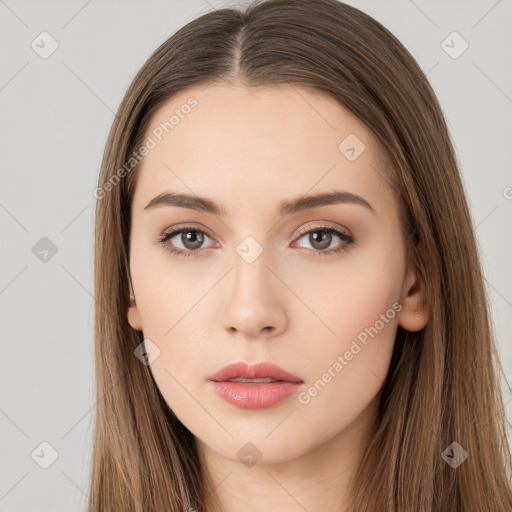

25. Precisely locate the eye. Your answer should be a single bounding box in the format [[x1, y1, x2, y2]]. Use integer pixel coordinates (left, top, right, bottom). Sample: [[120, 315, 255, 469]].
[[158, 225, 216, 258], [157, 223, 354, 259], [293, 225, 354, 256]]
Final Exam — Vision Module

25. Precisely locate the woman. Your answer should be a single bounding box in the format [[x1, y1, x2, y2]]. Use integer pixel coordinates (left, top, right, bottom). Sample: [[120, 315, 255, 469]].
[[90, 0, 512, 510]]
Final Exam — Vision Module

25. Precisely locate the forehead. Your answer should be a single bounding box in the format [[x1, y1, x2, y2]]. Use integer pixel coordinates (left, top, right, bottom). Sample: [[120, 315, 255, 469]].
[[132, 83, 393, 217]]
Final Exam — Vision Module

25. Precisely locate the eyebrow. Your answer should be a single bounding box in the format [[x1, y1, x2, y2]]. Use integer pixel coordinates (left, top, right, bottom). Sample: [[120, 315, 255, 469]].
[[144, 190, 375, 216]]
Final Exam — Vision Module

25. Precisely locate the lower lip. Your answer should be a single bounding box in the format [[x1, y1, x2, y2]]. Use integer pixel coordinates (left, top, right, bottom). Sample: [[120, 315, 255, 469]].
[[209, 380, 303, 409]]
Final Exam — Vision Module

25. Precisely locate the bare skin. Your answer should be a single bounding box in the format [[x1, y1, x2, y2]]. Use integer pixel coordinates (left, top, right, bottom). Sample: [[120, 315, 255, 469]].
[[127, 82, 428, 511]]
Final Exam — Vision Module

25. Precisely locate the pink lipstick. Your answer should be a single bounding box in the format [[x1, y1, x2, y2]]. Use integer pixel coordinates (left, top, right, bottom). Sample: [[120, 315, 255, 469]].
[[208, 361, 304, 409]]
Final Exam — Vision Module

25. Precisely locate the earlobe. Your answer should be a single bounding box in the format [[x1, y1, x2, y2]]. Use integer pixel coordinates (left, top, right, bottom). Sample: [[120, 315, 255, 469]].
[[397, 259, 429, 332], [127, 299, 143, 331]]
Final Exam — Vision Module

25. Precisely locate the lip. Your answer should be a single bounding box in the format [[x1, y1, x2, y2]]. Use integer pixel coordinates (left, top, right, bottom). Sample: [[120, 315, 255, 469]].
[[208, 362, 304, 410], [208, 361, 303, 383]]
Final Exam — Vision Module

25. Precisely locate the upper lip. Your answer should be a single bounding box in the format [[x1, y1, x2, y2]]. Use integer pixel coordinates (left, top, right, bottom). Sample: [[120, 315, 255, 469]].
[[208, 362, 303, 383]]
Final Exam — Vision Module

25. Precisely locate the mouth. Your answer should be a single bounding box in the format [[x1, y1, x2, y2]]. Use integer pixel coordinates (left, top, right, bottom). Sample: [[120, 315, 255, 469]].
[[208, 361, 304, 409], [208, 361, 304, 384], [225, 377, 280, 384]]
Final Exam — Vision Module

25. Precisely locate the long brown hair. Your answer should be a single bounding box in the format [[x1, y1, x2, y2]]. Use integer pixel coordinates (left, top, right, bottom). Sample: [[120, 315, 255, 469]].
[[90, 0, 512, 510]]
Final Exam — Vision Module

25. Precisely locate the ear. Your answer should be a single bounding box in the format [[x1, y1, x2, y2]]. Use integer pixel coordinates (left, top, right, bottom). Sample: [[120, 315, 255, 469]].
[[127, 284, 143, 331], [397, 245, 429, 332]]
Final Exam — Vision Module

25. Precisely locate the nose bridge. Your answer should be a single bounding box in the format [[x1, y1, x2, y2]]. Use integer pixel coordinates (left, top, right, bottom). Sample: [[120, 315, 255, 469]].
[[221, 233, 287, 337], [231, 234, 273, 303]]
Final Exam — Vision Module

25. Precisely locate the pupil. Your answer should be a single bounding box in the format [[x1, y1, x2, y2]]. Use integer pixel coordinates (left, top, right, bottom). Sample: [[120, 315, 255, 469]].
[[311, 230, 331, 250], [184, 230, 203, 249]]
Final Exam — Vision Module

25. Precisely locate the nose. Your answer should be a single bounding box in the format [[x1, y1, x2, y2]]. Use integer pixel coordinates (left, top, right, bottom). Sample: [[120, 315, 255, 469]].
[[221, 249, 288, 339]]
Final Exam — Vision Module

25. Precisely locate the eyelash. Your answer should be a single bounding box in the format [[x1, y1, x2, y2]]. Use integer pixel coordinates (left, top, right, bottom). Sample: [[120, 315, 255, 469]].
[[157, 224, 354, 259]]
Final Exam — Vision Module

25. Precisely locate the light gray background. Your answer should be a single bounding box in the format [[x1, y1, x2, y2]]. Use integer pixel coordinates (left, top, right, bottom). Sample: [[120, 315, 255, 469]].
[[1, 0, 511, 510]]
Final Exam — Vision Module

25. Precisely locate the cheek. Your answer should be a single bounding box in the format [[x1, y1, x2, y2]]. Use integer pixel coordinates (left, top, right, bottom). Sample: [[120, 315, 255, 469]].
[[290, 239, 402, 408], [292, 270, 400, 444], [129, 235, 201, 338], [129, 243, 214, 396], [290, 234, 403, 350]]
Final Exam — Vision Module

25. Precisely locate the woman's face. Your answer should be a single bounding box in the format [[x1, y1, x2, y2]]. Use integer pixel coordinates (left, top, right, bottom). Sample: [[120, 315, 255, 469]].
[[128, 83, 425, 466]]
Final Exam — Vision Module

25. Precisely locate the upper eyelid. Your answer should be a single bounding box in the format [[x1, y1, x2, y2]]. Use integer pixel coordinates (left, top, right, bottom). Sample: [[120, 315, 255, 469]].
[[161, 222, 351, 240], [160, 223, 215, 241], [296, 223, 351, 237]]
